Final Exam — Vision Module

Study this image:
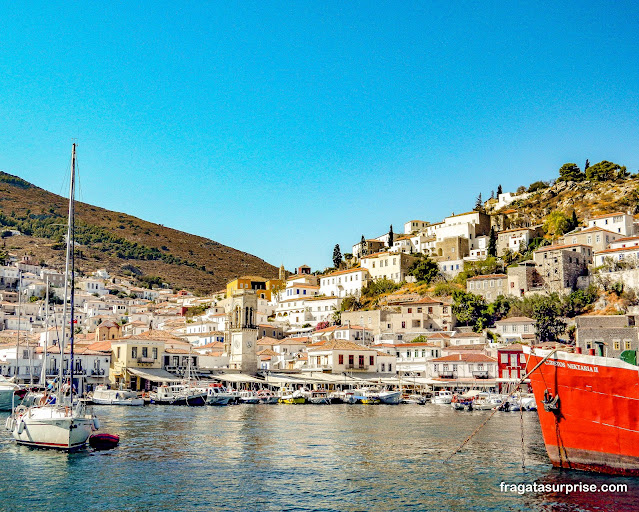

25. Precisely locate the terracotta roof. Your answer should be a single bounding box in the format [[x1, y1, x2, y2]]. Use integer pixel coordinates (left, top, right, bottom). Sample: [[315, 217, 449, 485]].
[[86, 340, 113, 352], [467, 274, 507, 280], [113, 330, 185, 342], [277, 337, 311, 345], [498, 227, 535, 234], [495, 316, 535, 324], [498, 344, 525, 352], [566, 226, 619, 235], [452, 332, 485, 338], [257, 336, 280, 346], [394, 342, 439, 348], [308, 340, 375, 352], [322, 267, 369, 278], [432, 353, 497, 363], [587, 212, 627, 220], [198, 341, 224, 349], [535, 243, 591, 253], [257, 348, 278, 357], [400, 297, 444, 305], [609, 235, 639, 243], [596, 246, 639, 255]]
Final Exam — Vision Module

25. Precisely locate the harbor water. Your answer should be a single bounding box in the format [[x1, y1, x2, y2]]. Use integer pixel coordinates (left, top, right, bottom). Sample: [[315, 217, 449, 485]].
[[1, 404, 637, 512]]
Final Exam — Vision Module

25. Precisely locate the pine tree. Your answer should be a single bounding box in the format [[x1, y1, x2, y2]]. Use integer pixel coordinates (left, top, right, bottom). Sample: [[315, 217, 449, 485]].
[[388, 225, 394, 247], [488, 227, 497, 257], [474, 193, 483, 212], [585, 159, 590, 172], [570, 210, 579, 231], [332, 244, 342, 269], [490, 190, 495, 200], [497, 184, 503, 196]]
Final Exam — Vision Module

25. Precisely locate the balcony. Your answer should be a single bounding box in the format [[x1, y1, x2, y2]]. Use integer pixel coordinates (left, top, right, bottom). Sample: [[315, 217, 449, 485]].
[[437, 371, 456, 379], [472, 371, 489, 379], [137, 357, 155, 364], [344, 364, 369, 371]]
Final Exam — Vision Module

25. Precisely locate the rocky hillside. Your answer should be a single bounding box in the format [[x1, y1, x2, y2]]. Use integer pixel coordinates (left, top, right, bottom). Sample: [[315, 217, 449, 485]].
[[491, 174, 639, 227], [0, 172, 277, 293]]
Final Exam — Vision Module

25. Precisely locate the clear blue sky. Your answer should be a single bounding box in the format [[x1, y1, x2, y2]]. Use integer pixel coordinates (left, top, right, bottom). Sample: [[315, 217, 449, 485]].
[[1, 1, 637, 271]]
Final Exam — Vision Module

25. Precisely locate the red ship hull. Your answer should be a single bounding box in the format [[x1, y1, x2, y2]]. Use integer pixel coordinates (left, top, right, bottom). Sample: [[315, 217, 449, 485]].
[[526, 347, 639, 475]]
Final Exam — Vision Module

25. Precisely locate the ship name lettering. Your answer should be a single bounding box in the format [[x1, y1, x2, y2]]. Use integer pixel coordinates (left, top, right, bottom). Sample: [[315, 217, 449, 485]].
[[545, 360, 565, 368], [566, 363, 599, 373]]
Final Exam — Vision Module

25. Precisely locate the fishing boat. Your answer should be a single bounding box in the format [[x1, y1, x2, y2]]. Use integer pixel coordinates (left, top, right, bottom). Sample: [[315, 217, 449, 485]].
[[378, 389, 401, 405], [256, 389, 279, 404], [0, 377, 24, 411], [91, 385, 144, 406], [308, 390, 331, 405], [238, 390, 260, 404], [150, 384, 207, 406], [525, 345, 639, 475], [432, 390, 453, 404], [5, 143, 99, 450], [206, 383, 234, 406], [279, 388, 306, 404]]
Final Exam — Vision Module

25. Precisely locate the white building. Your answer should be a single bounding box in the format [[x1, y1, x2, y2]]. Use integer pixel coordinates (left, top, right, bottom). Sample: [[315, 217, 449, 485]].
[[305, 340, 396, 374], [319, 268, 371, 298], [274, 296, 342, 327], [586, 212, 635, 236], [360, 252, 416, 283]]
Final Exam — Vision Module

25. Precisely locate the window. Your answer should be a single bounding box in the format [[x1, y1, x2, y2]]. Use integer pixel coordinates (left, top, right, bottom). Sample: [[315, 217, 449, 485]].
[[349, 355, 354, 365], [369, 356, 374, 365], [414, 350, 418, 357], [153, 348, 158, 359], [408, 308, 412, 313], [359, 355, 365, 366], [625, 341, 632, 350], [117, 347, 121, 359], [501, 353, 508, 363], [613, 341, 620, 351], [339, 354, 344, 365], [388, 364, 392, 372], [401, 321, 406, 328], [142, 347, 148, 357], [131, 347, 137, 358]]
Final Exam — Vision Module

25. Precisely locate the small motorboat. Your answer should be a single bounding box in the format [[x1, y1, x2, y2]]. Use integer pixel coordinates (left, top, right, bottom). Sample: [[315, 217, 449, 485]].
[[89, 433, 120, 450]]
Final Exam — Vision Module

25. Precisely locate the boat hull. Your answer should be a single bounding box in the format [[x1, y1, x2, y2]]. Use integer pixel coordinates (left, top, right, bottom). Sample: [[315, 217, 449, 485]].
[[527, 348, 639, 475], [279, 397, 306, 404], [92, 398, 145, 406], [9, 407, 94, 450], [152, 393, 207, 406]]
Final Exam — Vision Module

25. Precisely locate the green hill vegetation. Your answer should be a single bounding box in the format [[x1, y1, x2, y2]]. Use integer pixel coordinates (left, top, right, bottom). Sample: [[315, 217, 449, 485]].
[[0, 171, 277, 293]]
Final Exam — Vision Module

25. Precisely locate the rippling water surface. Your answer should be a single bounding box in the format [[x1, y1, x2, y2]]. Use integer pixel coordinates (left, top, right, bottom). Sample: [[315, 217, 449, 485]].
[[1, 404, 637, 511]]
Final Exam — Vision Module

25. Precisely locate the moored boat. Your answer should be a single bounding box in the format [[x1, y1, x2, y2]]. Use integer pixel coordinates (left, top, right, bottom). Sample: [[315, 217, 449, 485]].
[[150, 384, 207, 406], [525, 345, 639, 475], [206, 384, 234, 405], [432, 390, 453, 404], [91, 385, 144, 406]]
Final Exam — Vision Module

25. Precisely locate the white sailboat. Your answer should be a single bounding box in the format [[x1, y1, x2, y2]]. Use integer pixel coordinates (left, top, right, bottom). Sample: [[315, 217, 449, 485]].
[[5, 143, 99, 450]]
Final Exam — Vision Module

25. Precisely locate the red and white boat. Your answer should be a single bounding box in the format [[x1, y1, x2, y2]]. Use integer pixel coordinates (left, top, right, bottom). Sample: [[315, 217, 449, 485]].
[[525, 345, 639, 475]]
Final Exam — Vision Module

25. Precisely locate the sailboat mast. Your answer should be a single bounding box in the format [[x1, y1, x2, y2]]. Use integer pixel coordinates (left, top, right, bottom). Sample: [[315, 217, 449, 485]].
[[41, 276, 49, 386], [59, 143, 76, 399], [16, 270, 21, 382]]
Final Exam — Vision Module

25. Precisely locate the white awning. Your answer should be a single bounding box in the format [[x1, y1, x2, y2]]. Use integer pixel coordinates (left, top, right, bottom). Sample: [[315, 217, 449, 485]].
[[209, 374, 264, 384], [127, 367, 180, 383]]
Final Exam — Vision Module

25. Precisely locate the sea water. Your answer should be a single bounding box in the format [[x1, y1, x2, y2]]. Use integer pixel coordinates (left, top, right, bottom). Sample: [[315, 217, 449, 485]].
[[0, 404, 636, 511]]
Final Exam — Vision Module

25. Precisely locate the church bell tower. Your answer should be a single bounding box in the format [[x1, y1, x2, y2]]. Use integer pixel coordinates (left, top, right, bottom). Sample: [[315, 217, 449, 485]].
[[226, 290, 258, 374]]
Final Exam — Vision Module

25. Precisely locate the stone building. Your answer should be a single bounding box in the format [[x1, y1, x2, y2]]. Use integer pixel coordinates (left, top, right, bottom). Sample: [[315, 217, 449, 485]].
[[467, 274, 507, 301], [533, 244, 592, 293], [575, 315, 639, 360]]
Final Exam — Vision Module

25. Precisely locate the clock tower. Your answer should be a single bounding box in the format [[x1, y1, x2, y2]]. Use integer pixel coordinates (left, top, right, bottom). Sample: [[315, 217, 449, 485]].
[[226, 290, 258, 374]]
